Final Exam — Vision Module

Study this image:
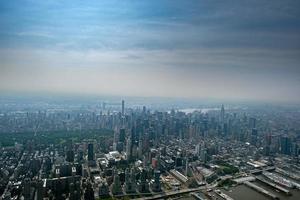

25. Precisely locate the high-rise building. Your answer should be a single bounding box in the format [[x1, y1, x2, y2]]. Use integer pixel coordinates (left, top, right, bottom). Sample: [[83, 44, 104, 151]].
[[69, 183, 75, 200], [292, 143, 299, 157], [138, 169, 149, 193], [200, 148, 208, 163], [138, 138, 143, 159], [151, 170, 161, 192], [88, 143, 94, 161], [77, 150, 84, 163], [126, 137, 132, 160], [112, 169, 123, 195], [23, 178, 31, 200], [119, 128, 126, 143], [220, 104, 225, 123], [36, 180, 44, 200], [185, 158, 189, 176], [66, 149, 74, 162], [122, 100, 125, 116], [99, 182, 110, 198], [195, 144, 200, 156], [249, 117, 256, 129], [280, 135, 292, 155], [102, 102, 106, 110], [125, 168, 136, 193], [116, 142, 124, 152], [264, 133, 272, 156], [251, 128, 258, 147]]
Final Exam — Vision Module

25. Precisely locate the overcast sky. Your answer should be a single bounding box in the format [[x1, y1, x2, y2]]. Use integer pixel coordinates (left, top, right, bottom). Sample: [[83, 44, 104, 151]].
[[0, 0, 300, 103]]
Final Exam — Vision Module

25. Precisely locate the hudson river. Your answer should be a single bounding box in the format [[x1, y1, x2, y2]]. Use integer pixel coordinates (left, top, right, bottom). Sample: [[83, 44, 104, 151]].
[[223, 181, 300, 200]]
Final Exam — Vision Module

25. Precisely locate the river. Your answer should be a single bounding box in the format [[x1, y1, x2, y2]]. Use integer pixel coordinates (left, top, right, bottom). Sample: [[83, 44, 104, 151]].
[[222, 181, 300, 200]]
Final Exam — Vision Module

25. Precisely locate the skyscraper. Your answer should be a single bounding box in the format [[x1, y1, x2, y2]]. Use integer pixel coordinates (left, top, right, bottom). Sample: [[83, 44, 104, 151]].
[[220, 104, 225, 124], [249, 117, 256, 129], [251, 128, 258, 147], [66, 149, 74, 163], [88, 143, 94, 161], [280, 135, 292, 155], [112, 169, 122, 195], [119, 128, 126, 143], [23, 178, 31, 200], [138, 169, 149, 193], [126, 137, 132, 160], [151, 170, 161, 192], [125, 168, 136, 193], [122, 100, 125, 116], [99, 182, 110, 198]]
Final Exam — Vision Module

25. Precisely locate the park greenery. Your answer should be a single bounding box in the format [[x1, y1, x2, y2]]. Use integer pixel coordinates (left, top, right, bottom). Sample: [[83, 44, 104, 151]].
[[0, 129, 113, 147]]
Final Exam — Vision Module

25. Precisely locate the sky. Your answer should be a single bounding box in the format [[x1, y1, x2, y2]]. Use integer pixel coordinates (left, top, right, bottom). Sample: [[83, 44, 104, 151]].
[[0, 0, 300, 103]]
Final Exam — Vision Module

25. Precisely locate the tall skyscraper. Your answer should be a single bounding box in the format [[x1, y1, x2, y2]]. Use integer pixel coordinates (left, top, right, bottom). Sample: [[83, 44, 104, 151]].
[[251, 128, 258, 146], [112, 169, 122, 195], [264, 133, 272, 156], [151, 170, 161, 192], [88, 143, 94, 161], [125, 168, 136, 193], [220, 104, 225, 123], [138, 169, 149, 193], [122, 100, 125, 116], [200, 148, 208, 163], [249, 117, 256, 129], [23, 178, 31, 200], [119, 128, 126, 143], [113, 129, 118, 151], [138, 138, 143, 159], [66, 149, 74, 162], [280, 135, 292, 155], [99, 182, 110, 198]]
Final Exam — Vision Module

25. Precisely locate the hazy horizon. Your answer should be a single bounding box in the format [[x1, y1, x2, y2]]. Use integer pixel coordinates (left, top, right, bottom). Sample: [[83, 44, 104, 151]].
[[1, 0, 300, 103]]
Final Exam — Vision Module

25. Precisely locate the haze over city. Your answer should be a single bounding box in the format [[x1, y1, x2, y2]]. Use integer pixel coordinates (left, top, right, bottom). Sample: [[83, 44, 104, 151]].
[[1, 0, 300, 102], [1, 1, 300, 200]]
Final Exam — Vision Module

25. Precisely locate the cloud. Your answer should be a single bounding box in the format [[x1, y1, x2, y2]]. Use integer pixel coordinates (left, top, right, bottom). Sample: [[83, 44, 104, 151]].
[[0, 47, 299, 102], [0, 0, 299, 102], [16, 31, 54, 38], [1, 0, 300, 51]]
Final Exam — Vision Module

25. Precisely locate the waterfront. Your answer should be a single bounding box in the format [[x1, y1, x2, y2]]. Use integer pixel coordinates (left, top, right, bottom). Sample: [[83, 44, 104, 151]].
[[223, 182, 300, 200]]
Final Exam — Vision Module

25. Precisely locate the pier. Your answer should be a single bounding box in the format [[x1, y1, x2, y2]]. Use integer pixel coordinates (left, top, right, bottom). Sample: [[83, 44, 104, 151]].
[[244, 181, 279, 199], [256, 176, 291, 195], [214, 189, 234, 200], [275, 168, 300, 181], [191, 192, 208, 200], [263, 172, 294, 188]]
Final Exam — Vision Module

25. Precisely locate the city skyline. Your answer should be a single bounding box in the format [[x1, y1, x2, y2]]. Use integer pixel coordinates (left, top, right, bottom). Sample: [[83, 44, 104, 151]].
[[1, 2, 300, 199], [1, 99, 300, 200], [1, 0, 300, 102]]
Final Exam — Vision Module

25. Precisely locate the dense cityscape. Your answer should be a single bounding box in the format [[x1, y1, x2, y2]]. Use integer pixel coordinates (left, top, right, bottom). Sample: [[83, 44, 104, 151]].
[[0, 99, 299, 200], [1, 0, 300, 200]]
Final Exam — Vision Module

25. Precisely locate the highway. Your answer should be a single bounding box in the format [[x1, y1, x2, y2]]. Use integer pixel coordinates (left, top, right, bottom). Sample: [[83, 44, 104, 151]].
[[133, 188, 203, 200]]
